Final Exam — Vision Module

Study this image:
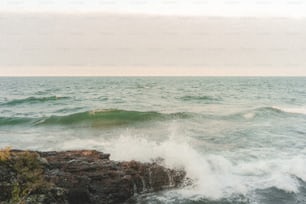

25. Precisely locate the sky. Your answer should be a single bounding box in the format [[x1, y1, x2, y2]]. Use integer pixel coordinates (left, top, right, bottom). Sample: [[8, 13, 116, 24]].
[[1, 0, 306, 17], [0, 0, 306, 76]]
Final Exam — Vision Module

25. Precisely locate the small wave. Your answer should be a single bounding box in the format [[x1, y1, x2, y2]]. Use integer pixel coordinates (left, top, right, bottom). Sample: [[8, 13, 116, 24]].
[[179, 95, 221, 103], [251, 106, 284, 116], [0, 117, 35, 126], [249, 106, 306, 117], [0, 109, 190, 127], [272, 106, 306, 115], [1, 96, 70, 106], [226, 107, 293, 121]]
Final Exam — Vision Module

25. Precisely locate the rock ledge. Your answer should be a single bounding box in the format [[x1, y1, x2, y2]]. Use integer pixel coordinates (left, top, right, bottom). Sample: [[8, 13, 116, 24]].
[[0, 149, 186, 204]]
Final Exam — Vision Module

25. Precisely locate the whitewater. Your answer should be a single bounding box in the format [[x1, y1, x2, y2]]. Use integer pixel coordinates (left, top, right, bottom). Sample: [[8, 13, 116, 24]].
[[0, 77, 306, 204]]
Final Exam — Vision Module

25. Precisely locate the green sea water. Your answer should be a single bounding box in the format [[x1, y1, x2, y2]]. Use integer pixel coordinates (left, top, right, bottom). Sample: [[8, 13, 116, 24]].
[[1, 77, 306, 203]]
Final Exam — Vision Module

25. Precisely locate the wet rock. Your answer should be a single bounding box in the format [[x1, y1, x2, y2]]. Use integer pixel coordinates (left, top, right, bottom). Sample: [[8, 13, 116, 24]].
[[0, 150, 186, 204]]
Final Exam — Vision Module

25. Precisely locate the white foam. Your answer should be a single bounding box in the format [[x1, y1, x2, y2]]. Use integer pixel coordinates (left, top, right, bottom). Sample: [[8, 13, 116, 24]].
[[243, 112, 256, 119], [105, 135, 229, 199], [235, 158, 305, 193], [47, 122, 306, 201], [273, 106, 306, 115], [103, 133, 306, 200]]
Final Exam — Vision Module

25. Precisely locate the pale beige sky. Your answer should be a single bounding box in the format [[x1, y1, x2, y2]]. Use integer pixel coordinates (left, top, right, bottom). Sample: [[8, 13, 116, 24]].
[[2, 0, 306, 17], [0, 13, 306, 76]]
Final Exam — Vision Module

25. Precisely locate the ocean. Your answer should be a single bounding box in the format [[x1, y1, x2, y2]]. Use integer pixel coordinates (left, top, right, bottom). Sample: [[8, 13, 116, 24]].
[[0, 77, 306, 204]]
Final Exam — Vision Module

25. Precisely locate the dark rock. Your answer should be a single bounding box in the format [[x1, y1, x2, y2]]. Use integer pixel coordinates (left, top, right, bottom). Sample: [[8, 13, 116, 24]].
[[0, 150, 186, 204], [67, 188, 91, 204]]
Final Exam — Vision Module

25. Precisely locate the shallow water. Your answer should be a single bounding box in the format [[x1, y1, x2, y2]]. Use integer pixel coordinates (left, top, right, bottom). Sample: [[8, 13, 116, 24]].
[[1, 77, 306, 203]]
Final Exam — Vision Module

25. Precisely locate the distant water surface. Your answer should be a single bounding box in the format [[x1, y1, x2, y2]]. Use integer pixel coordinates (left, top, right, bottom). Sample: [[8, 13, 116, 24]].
[[1, 77, 306, 204]]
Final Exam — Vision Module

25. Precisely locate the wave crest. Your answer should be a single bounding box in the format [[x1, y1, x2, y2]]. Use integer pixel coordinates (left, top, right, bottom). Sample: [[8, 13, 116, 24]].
[[0, 109, 190, 127], [0, 117, 35, 126], [1, 96, 70, 106], [272, 106, 306, 115], [227, 106, 304, 121], [179, 95, 221, 103]]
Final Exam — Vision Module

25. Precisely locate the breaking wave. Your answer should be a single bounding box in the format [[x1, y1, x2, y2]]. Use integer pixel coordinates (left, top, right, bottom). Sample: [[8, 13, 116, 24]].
[[104, 134, 306, 201], [0, 109, 190, 127]]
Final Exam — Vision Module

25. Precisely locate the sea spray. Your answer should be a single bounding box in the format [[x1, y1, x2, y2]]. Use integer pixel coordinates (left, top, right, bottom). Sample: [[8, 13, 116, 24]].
[[104, 134, 242, 199], [104, 133, 306, 201]]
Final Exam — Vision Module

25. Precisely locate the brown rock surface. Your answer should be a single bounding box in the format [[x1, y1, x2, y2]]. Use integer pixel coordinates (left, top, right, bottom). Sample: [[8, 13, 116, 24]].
[[0, 150, 186, 204]]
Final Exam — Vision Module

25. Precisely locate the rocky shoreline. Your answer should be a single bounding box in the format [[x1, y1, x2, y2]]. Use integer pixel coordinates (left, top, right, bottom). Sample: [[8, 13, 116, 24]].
[[0, 149, 186, 204]]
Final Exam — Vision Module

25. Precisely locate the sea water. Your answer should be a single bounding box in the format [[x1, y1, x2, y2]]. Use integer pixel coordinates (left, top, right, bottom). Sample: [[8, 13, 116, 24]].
[[0, 77, 306, 204]]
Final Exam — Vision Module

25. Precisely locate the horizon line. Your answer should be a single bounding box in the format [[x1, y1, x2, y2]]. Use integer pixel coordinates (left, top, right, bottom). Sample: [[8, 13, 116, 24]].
[[1, 11, 306, 19], [1, 75, 306, 77]]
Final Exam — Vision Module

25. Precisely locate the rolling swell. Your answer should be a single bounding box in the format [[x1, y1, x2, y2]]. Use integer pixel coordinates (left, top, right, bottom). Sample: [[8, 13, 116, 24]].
[[1, 96, 70, 106], [0, 109, 190, 127], [179, 95, 221, 103], [0, 107, 302, 127], [37, 109, 190, 126]]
